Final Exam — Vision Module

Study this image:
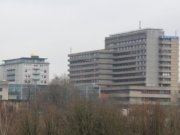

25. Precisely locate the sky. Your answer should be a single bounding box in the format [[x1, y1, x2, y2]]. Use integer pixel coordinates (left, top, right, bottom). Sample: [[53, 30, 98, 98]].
[[0, 0, 180, 79]]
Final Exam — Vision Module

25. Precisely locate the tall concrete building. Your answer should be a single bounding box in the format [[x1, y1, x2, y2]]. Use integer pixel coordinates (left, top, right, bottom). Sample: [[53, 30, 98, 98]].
[[0, 55, 49, 100], [68, 28, 179, 105]]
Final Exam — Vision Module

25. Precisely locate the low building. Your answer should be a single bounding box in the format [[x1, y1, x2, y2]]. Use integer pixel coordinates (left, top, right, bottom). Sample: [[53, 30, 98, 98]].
[[101, 86, 177, 105]]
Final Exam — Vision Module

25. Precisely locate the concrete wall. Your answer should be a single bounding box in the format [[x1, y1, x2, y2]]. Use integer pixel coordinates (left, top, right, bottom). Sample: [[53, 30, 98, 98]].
[[146, 30, 164, 86]]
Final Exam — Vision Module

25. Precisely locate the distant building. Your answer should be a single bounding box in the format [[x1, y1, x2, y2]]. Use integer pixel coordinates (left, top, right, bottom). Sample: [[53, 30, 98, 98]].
[[68, 28, 179, 105], [0, 55, 49, 100]]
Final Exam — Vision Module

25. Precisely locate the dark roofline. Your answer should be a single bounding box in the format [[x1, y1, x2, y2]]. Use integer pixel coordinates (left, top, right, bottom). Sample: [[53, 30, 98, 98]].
[[107, 28, 164, 38], [68, 49, 113, 57], [3, 57, 47, 62]]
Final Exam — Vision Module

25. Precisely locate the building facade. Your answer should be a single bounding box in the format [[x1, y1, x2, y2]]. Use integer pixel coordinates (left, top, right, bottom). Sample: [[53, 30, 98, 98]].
[[0, 81, 8, 100], [105, 29, 178, 88], [68, 28, 179, 105], [69, 49, 113, 96], [0, 55, 49, 100]]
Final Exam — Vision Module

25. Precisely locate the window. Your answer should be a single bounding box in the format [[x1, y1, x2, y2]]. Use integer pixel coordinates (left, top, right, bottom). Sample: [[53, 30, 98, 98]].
[[159, 50, 171, 53], [159, 66, 171, 70], [159, 78, 171, 81], [160, 55, 171, 59], [159, 84, 171, 87], [160, 44, 171, 48], [159, 72, 171, 76], [159, 61, 171, 65]]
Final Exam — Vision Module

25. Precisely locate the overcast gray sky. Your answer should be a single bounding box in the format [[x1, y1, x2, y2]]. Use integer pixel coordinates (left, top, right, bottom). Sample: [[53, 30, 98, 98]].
[[0, 0, 180, 79]]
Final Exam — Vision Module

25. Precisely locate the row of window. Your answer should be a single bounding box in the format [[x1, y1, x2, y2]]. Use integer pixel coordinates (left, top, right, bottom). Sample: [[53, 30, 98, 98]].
[[114, 55, 147, 61], [25, 69, 47, 73], [70, 64, 97, 68], [116, 61, 146, 66], [70, 53, 97, 60], [7, 69, 15, 72], [142, 97, 170, 102], [7, 78, 15, 81], [70, 69, 99, 74], [24, 64, 47, 67], [160, 44, 171, 48], [159, 84, 171, 87], [113, 97, 171, 102], [159, 72, 171, 76], [113, 62, 136, 67], [159, 50, 171, 53], [70, 59, 98, 64], [24, 80, 47, 84], [159, 61, 171, 65], [114, 49, 146, 56], [159, 66, 171, 70], [71, 74, 99, 79], [25, 75, 47, 78], [113, 78, 145, 83], [73, 80, 98, 84], [113, 72, 145, 77], [141, 90, 171, 94], [113, 67, 136, 72], [114, 56, 135, 61], [115, 44, 146, 51], [159, 78, 171, 81], [107, 38, 146, 47], [108, 89, 171, 95], [159, 55, 171, 59], [70, 53, 112, 60], [7, 74, 15, 77]]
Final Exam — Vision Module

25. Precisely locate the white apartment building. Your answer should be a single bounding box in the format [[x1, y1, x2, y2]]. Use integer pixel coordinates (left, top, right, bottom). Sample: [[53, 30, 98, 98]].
[[0, 55, 49, 100]]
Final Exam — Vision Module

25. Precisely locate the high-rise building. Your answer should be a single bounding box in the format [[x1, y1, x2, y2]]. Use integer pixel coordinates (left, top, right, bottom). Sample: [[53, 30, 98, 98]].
[[68, 28, 179, 105], [0, 55, 49, 100], [105, 29, 179, 87]]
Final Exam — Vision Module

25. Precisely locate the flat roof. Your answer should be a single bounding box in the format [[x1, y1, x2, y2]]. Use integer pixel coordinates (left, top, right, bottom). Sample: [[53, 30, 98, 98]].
[[68, 49, 113, 56], [1, 56, 49, 65], [3, 57, 47, 62], [107, 28, 164, 38]]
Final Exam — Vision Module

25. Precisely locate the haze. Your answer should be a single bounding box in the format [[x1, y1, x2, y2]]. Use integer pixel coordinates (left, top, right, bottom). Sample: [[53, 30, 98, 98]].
[[0, 0, 180, 79]]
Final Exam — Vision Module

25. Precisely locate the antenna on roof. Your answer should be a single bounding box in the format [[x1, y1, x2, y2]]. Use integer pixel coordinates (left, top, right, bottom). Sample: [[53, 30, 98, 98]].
[[139, 21, 142, 29]]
